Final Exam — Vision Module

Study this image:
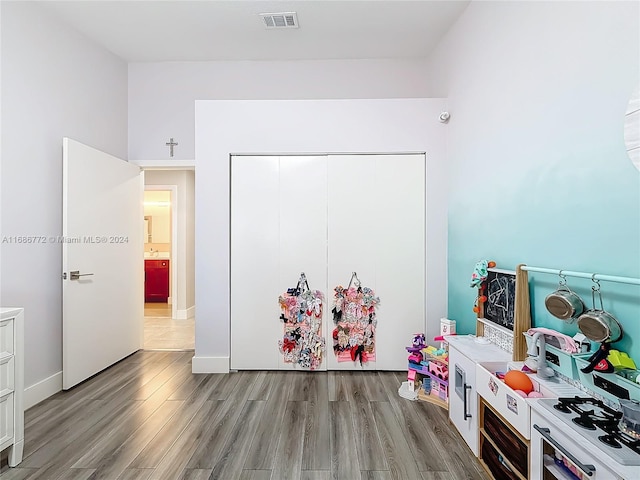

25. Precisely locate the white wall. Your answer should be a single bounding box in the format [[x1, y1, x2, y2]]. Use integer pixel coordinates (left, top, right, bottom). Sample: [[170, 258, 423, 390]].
[[194, 98, 448, 373], [424, 0, 640, 358], [0, 2, 128, 397], [128, 59, 430, 161], [144, 170, 196, 316]]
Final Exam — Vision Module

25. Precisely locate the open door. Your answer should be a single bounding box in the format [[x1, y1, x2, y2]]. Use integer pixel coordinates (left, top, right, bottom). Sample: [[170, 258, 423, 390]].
[[62, 138, 143, 390]]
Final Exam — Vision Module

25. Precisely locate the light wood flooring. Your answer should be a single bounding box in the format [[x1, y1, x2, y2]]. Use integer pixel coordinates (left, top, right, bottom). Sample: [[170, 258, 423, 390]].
[[1, 351, 490, 480], [144, 303, 194, 350]]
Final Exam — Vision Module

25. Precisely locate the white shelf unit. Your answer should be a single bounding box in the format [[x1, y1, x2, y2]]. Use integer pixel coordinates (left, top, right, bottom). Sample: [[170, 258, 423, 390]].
[[0, 307, 24, 467]]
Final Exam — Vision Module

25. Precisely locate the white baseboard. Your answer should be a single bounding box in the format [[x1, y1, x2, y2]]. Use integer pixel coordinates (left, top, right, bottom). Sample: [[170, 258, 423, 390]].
[[192, 355, 229, 373], [177, 306, 196, 320], [24, 371, 62, 410]]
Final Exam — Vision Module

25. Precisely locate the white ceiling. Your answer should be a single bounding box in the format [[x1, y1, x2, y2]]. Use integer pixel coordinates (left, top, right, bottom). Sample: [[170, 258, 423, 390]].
[[37, 0, 471, 62]]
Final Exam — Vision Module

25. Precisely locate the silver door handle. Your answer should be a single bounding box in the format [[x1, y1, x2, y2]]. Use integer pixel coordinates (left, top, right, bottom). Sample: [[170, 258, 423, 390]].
[[70, 271, 94, 280]]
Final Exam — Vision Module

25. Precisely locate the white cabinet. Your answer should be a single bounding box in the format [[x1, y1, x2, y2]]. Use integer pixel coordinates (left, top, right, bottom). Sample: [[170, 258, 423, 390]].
[[447, 335, 510, 457], [0, 307, 24, 466]]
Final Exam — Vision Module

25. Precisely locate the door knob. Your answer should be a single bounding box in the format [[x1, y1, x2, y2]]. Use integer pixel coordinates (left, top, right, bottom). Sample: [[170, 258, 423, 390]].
[[69, 270, 94, 280]]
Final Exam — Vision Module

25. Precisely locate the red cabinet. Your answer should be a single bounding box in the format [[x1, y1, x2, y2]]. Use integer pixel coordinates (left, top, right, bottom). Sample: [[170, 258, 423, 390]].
[[145, 259, 170, 302]]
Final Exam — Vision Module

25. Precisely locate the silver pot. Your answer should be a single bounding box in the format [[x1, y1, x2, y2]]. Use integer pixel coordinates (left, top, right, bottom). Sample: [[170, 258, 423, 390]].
[[576, 286, 623, 343], [545, 284, 585, 321], [619, 399, 640, 440]]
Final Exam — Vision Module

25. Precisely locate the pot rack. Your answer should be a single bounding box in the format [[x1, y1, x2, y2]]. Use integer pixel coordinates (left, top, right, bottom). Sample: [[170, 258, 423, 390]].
[[520, 266, 640, 286]]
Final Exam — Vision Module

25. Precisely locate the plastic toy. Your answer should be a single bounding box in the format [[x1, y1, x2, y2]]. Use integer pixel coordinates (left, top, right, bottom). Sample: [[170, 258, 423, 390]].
[[470, 260, 496, 313], [608, 350, 636, 370], [504, 370, 533, 394], [429, 361, 449, 381]]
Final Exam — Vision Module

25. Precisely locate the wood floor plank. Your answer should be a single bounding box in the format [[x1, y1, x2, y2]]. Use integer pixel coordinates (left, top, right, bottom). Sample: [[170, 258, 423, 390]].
[[361, 472, 393, 480], [69, 361, 195, 473], [300, 472, 331, 480], [238, 471, 272, 480], [421, 472, 454, 480], [349, 374, 387, 471], [74, 401, 183, 479], [20, 400, 143, 470], [56, 468, 96, 480], [186, 373, 259, 469], [371, 401, 422, 480], [207, 370, 245, 400], [327, 372, 350, 402], [301, 375, 330, 470], [167, 373, 210, 401], [130, 374, 225, 468], [243, 372, 291, 469], [329, 401, 360, 480], [271, 401, 307, 480], [115, 469, 155, 480], [378, 372, 450, 472], [288, 372, 315, 401], [413, 403, 489, 480], [0, 467, 39, 480], [147, 400, 225, 480], [180, 469, 213, 480], [208, 401, 266, 480], [365, 373, 391, 402], [350, 400, 388, 470], [246, 371, 272, 401]]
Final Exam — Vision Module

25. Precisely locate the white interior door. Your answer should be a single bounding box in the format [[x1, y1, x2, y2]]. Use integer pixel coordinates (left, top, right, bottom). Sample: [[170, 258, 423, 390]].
[[327, 154, 425, 370], [277, 156, 328, 369], [62, 138, 143, 389], [230, 156, 327, 370], [231, 156, 280, 370]]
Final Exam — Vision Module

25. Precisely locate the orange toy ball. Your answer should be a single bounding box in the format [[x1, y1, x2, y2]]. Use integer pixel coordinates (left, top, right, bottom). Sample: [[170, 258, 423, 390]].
[[488, 261, 497, 268], [504, 370, 533, 394], [472, 306, 480, 313]]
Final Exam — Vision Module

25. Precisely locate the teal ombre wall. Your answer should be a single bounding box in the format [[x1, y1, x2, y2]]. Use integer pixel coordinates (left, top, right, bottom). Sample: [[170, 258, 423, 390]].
[[425, 2, 640, 364]]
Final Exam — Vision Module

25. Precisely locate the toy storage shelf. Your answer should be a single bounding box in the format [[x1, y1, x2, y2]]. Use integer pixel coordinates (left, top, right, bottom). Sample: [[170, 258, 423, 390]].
[[408, 363, 449, 410], [417, 390, 448, 409], [408, 363, 449, 387]]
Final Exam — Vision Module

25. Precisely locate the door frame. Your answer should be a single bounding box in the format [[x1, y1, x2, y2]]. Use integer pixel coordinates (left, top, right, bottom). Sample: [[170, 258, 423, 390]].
[[144, 184, 178, 320]]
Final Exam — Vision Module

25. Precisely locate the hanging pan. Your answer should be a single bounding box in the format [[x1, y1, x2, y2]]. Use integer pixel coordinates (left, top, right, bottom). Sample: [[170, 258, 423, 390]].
[[545, 272, 585, 321], [577, 279, 623, 343]]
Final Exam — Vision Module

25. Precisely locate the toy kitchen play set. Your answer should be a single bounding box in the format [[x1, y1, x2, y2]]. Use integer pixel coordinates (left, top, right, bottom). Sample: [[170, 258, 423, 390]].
[[445, 263, 640, 480]]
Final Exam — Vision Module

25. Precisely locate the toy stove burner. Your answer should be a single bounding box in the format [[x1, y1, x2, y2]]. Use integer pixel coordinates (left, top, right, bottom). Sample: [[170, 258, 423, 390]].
[[552, 397, 640, 455]]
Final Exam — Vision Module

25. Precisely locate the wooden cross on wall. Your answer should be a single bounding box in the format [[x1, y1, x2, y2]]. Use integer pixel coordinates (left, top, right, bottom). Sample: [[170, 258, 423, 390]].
[[165, 138, 178, 157]]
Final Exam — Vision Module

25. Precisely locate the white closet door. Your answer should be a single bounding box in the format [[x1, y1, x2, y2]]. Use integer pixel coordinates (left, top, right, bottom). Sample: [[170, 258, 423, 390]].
[[277, 156, 328, 370], [373, 154, 425, 370], [231, 156, 280, 369], [327, 154, 425, 370]]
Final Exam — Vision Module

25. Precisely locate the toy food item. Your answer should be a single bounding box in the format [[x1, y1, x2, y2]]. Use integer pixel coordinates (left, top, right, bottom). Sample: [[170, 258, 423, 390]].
[[504, 370, 534, 394], [528, 391, 543, 398], [514, 389, 527, 397]]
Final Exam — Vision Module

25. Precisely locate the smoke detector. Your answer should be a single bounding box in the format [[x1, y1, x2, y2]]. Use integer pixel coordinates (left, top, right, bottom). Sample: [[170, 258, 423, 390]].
[[259, 12, 299, 29]]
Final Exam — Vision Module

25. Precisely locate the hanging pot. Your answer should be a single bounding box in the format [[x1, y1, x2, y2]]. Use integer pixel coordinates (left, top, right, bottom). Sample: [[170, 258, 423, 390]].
[[619, 399, 640, 440], [545, 281, 585, 321], [576, 285, 623, 343]]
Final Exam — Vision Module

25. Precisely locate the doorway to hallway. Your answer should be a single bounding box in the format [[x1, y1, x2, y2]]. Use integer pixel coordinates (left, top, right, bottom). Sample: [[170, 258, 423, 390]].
[[142, 169, 195, 351]]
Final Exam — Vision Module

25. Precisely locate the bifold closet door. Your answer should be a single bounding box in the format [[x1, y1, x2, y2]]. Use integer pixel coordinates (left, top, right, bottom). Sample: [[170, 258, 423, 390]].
[[326, 154, 425, 371], [231, 156, 327, 370]]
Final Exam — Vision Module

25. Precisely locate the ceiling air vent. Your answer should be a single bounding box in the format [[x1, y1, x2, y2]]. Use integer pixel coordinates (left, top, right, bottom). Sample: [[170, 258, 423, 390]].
[[259, 12, 299, 29]]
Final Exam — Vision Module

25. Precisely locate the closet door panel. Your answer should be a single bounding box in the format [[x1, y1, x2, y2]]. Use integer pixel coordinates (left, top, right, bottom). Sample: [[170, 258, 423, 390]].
[[327, 155, 378, 370], [374, 154, 425, 370], [231, 156, 280, 370], [278, 156, 328, 370]]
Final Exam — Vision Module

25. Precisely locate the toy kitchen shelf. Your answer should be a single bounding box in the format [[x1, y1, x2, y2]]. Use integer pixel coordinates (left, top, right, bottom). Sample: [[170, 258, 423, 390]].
[[408, 360, 449, 410]]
